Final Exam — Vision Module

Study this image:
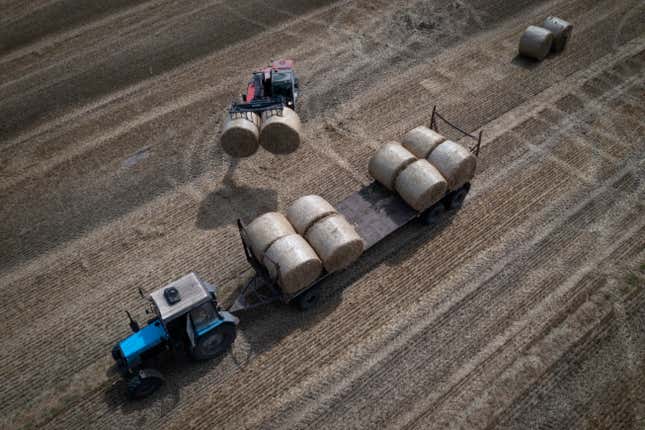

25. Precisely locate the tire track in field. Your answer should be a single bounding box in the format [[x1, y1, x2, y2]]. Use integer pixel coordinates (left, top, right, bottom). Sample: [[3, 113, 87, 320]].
[[0, 0, 150, 55], [0, 0, 338, 140], [350, 0, 642, 139], [408, 231, 645, 430], [490, 286, 644, 430]]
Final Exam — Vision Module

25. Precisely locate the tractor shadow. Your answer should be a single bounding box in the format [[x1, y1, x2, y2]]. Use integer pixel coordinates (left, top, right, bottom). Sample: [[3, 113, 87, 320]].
[[232, 204, 460, 360], [196, 159, 278, 230], [103, 350, 226, 417]]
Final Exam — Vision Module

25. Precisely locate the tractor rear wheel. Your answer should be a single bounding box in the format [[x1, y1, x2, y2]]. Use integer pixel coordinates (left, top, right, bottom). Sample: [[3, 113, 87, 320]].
[[190, 323, 237, 361], [127, 369, 164, 399]]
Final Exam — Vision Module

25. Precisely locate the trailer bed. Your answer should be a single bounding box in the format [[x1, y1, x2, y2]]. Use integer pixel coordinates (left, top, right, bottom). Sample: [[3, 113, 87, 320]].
[[336, 181, 418, 250], [228, 183, 437, 313]]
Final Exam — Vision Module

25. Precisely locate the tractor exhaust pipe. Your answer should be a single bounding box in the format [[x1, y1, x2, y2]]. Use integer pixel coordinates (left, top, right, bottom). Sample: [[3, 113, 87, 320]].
[[125, 310, 140, 333]]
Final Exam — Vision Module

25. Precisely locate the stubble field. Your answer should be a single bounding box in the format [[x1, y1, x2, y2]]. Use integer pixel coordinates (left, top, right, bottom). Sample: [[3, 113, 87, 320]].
[[0, 0, 644, 428]]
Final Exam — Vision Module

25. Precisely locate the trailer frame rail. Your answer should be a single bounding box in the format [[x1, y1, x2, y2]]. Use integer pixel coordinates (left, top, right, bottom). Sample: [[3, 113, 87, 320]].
[[430, 105, 482, 156]]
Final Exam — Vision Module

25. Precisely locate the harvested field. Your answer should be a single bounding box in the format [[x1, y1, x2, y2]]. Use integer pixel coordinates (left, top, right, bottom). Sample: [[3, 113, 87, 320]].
[[0, 0, 644, 429]]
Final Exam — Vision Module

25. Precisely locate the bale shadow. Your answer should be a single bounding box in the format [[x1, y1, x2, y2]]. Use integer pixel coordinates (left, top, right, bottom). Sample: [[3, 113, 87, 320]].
[[511, 54, 542, 69], [512, 50, 560, 69], [196, 160, 278, 230]]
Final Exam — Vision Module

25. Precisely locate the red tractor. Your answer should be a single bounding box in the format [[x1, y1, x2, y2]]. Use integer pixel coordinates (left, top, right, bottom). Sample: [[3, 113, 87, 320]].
[[221, 60, 302, 157], [238, 59, 299, 111]]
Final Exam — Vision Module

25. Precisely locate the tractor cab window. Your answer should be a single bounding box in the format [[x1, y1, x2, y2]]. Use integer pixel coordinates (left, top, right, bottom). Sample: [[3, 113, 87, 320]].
[[189, 301, 217, 332], [271, 70, 292, 100]]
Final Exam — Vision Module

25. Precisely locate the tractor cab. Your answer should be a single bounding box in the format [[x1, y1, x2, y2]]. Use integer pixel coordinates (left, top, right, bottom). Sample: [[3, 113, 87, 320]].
[[270, 68, 298, 107], [112, 273, 239, 399], [239, 59, 299, 109]]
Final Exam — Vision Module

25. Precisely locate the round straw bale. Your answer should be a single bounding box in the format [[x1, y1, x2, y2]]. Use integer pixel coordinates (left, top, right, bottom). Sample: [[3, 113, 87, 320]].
[[518, 25, 554, 61], [259, 107, 301, 154], [427, 140, 477, 191], [263, 234, 322, 295], [305, 214, 364, 273], [542, 16, 573, 53], [368, 142, 417, 190], [394, 159, 448, 212], [220, 112, 261, 158], [286, 195, 337, 235], [402, 126, 446, 159], [245, 212, 295, 260]]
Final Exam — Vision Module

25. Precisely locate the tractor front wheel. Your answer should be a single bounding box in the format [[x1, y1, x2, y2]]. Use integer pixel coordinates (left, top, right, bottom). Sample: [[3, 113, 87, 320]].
[[127, 369, 164, 399], [190, 323, 237, 361]]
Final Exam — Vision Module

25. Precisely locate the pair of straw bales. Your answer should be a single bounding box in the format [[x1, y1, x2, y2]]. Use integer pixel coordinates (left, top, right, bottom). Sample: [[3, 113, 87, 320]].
[[246, 212, 320, 295], [287, 195, 364, 274], [245, 196, 364, 295], [221, 107, 301, 158], [405, 127, 476, 192], [519, 17, 573, 61], [368, 126, 476, 212]]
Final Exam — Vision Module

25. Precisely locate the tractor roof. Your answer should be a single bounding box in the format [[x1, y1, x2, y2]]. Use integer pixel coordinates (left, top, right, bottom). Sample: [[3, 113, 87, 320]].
[[149, 273, 214, 322]]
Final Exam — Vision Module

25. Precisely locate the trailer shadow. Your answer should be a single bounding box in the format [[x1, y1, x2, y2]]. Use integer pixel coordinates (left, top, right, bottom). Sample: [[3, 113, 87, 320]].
[[383, 207, 459, 267], [232, 205, 459, 359]]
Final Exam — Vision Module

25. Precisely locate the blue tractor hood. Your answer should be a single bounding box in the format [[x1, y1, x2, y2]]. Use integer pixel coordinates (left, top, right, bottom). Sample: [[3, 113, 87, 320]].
[[118, 320, 168, 367]]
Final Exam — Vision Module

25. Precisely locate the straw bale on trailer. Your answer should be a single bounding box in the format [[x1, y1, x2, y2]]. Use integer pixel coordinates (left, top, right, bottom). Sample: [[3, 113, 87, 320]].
[[542, 16, 573, 53], [402, 126, 446, 159], [427, 140, 477, 191], [305, 214, 364, 273], [260, 107, 301, 154], [368, 142, 417, 190], [221, 112, 261, 158], [246, 212, 295, 260], [286, 195, 337, 235], [394, 159, 448, 212], [263, 234, 323, 295], [518, 25, 554, 61]]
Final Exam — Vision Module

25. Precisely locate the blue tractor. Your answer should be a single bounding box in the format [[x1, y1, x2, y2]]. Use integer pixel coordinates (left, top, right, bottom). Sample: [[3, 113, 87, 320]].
[[111, 273, 239, 399]]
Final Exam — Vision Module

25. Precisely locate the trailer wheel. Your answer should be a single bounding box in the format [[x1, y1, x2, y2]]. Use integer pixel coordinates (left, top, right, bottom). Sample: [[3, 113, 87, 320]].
[[447, 186, 470, 210], [190, 323, 237, 361], [422, 204, 444, 225], [295, 285, 321, 311], [127, 369, 164, 399]]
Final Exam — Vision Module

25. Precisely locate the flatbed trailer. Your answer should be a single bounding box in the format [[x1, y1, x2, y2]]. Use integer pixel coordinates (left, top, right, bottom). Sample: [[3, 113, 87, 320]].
[[228, 107, 482, 313]]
